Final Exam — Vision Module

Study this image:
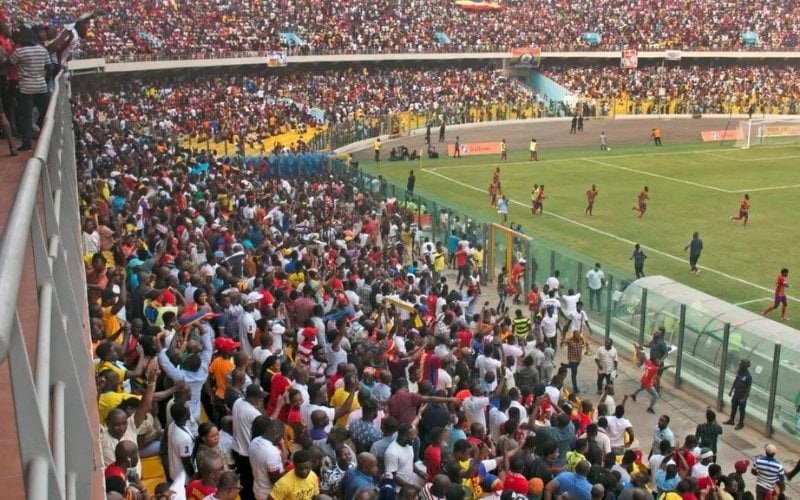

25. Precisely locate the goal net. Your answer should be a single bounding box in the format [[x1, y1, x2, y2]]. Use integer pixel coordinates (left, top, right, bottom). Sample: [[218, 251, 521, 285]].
[[735, 118, 800, 149]]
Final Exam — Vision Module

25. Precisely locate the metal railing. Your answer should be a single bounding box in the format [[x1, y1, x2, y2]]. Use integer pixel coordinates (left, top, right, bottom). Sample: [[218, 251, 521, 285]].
[[0, 72, 97, 499], [91, 43, 798, 64]]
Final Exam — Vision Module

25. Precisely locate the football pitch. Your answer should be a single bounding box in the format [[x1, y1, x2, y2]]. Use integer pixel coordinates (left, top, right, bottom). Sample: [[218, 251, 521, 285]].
[[362, 142, 800, 329]]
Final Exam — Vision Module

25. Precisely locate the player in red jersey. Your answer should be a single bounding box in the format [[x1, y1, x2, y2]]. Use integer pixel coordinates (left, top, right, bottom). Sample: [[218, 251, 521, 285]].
[[585, 184, 598, 216], [729, 194, 750, 226], [762, 268, 790, 320], [632, 186, 649, 218], [533, 185, 546, 215]]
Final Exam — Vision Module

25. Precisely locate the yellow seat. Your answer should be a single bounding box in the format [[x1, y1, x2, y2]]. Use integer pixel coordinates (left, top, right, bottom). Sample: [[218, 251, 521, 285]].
[[141, 455, 166, 495]]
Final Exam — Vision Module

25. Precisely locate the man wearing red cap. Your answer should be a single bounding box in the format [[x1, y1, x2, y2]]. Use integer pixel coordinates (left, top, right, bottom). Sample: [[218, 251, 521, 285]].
[[209, 337, 241, 425]]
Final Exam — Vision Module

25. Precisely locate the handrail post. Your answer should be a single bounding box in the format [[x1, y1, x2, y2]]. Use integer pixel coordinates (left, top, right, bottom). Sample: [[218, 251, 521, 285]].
[[604, 275, 613, 340], [638, 288, 648, 347], [717, 323, 731, 412], [674, 304, 686, 389], [765, 342, 781, 438]]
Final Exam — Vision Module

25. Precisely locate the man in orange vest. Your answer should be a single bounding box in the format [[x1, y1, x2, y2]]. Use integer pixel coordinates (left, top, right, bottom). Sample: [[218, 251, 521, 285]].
[[651, 128, 662, 146]]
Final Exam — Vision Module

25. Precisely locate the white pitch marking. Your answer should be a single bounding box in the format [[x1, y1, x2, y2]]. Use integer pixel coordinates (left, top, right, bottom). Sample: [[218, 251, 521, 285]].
[[734, 298, 772, 306], [422, 167, 800, 304], [729, 184, 800, 193], [584, 158, 731, 193]]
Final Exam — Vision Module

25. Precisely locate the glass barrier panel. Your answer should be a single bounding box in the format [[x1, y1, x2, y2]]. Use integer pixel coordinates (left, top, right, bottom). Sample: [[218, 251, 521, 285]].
[[678, 308, 725, 399], [774, 345, 800, 444], [552, 251, 580, 293]]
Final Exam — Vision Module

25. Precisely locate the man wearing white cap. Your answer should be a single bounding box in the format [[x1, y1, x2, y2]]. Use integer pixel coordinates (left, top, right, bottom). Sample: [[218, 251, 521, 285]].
[[238, 291, 262, 355]]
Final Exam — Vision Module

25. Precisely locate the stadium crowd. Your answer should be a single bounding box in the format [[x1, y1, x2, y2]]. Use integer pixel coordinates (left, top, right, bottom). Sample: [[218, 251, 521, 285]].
[[79, 89, 795, 500], [542, 64, 800, 115], [71, 66, 532, 149], [11, 0, 800, 59]]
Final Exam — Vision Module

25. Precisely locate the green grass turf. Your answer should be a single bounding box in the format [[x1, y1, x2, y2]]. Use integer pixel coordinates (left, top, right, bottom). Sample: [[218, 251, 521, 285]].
[[362, 142, 800, 329]]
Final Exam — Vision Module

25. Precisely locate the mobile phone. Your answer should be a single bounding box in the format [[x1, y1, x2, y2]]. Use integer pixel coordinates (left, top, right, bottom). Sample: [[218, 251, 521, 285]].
[[126, 467, 137, 482]]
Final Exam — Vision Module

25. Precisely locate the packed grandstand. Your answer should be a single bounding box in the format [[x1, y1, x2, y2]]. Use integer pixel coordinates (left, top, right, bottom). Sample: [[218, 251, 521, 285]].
[[2, 1, 800, 500], [11, 0, 800, 58]]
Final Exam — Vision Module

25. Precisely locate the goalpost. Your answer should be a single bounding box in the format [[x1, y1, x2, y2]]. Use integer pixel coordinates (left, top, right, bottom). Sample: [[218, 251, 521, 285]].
[[735, 117, 800, 149]]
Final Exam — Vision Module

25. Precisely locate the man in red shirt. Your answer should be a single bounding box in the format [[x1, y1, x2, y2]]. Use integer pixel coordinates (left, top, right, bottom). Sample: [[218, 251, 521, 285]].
[[632, 186, 649, 218], [762, 268, 789, 320], [455, 243, 470, 289], [510, 259, 525, 304], [105, 441, 147, 498], [186, 455, 225, 499], [628, 357, 660, 414], [267, 360, 293, 421]]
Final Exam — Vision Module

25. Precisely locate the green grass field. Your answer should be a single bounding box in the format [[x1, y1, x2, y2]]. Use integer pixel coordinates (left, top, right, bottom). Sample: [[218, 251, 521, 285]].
[[362, 141, 800, 329]]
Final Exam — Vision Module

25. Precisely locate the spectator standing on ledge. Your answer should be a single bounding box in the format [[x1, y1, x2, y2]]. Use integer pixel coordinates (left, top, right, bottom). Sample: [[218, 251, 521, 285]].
[[724, 359, 752, 430], [684, 232, 703, 275], [10, 26, 50, 152], [585, 262, 605, 311]]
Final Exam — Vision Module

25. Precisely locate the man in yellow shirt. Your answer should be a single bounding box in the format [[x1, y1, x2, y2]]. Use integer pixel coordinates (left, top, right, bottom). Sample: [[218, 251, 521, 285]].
[[95, 340, 146, 392], [433, 242, 446, 281], [269, 450, 320, 500], [374, 138, 382, 162], [330, 374, 361, 427]]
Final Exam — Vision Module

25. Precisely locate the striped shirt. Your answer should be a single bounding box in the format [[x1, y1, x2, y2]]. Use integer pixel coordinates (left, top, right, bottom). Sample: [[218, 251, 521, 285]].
[[512, 316, 531, 338], [754, 455, 784, 489], [9, 45, 49, 94]]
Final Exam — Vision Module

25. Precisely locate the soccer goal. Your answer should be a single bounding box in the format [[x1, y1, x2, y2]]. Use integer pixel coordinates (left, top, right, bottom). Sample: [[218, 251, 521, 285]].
[[735, 117, 800, 149]]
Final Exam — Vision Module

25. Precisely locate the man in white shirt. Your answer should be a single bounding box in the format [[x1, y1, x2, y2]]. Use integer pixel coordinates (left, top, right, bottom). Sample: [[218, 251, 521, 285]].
[[167, 403, 196, 481], [594, 338, 618, 395], [249, 419, 285, 500], [585, 263, 606, 312], [648, 439, 672, 488], [384, 424, 425, 489], [597, 382, 617, 414], [238, 293, 262, 355], [545, 271, 562, 297], [562, 289, 581, 315], [564, 301, 593, 354], [606, 404, 633, 453], [541, 306, 559, 351], [462, 382, 492, 428], [232, 384, 268, 496], [475, 345, 502, 379]]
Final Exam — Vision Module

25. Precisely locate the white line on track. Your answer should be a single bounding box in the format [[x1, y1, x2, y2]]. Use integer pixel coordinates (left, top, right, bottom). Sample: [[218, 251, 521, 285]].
[[422, 167, 800, 304]]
